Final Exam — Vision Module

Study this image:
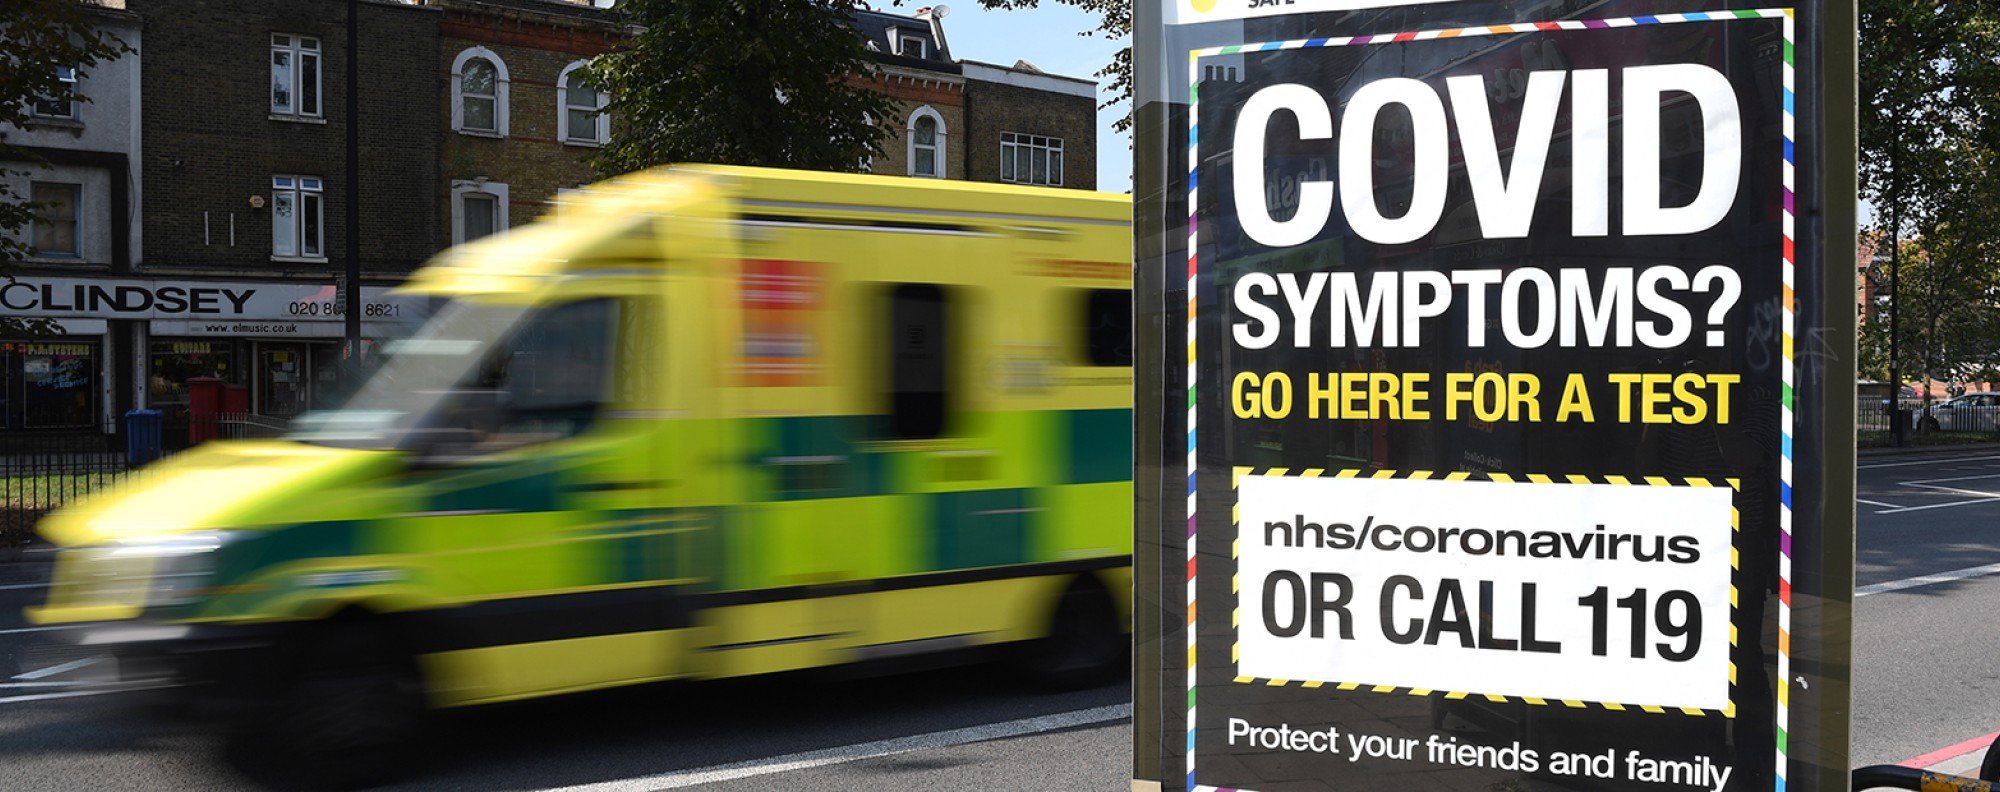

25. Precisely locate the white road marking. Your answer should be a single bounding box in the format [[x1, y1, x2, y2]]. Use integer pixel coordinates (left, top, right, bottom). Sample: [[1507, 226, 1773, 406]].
[[0, 625, 80, 636], [1872, 495, 2000, 515], [1858, 561, 2000, 597], [1855, 498, 1901, 509], [1859, 453, 2000, 470], [0, 684, 168, 706], [535, 703, 1133, 791], [1898, 472, 2000, 486], [0, 581, 51, 591], [12, 656, 101, 681]]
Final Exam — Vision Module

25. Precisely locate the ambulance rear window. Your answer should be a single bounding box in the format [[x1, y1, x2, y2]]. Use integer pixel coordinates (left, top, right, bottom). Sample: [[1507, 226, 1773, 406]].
[[1084, 289, 1132, 367]]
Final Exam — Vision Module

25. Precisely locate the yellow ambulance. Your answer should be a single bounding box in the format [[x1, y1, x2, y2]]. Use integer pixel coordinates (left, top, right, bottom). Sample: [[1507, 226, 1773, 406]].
[[29, 165, 1132, 778]]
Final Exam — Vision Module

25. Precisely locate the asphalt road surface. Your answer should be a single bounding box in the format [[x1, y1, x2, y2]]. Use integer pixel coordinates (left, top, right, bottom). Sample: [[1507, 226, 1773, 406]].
[[0, 449, 1997, 790]]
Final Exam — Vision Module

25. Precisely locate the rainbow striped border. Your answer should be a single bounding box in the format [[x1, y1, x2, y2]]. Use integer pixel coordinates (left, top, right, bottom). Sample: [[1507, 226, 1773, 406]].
[[1228, 468, 1742, 719], [1182, 10, 1798, 792]]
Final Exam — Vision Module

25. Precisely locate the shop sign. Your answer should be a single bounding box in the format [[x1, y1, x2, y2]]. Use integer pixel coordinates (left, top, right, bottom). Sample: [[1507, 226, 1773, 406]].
[[1168, 0, 1447, 25], [0, 276, 424, 330], [1141, 2, 1853, 791]]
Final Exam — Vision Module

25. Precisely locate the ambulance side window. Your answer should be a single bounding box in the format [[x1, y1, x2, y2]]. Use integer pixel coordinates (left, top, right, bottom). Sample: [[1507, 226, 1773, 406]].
[[886, 283, 949, 439], [1083, 289, 1132, 367], [456, 298, 618, 453]]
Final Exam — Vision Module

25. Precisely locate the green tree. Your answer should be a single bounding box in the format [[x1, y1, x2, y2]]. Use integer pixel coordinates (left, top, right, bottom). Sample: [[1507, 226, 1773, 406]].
[[585, 0, 900, 176], [1859, 0, 2000, 419], [2, 0, 129, 335]]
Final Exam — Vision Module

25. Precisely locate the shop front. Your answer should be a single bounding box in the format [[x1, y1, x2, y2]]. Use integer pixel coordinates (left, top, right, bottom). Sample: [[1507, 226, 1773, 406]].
[[2, 276, 426, 435]]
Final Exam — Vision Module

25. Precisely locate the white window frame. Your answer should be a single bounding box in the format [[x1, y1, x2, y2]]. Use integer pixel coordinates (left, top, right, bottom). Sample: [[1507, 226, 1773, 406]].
[[33, 66, 79, 120], [906, 105, 947, 179], [271, 175, 326, 261], [1000, 132, 1065, 187], [451, 180, 510, 245], [898, 32, 928, 59], [451, 47, 510, 137], [557, 61, 609, 146], [29, 181, 82, 258], [270, 34, 323, 119]]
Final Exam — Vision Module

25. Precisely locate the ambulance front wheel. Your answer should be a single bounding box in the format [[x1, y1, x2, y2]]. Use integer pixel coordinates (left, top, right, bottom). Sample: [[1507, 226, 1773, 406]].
[[271, 619, 429, 789], [1013, 575, 1127, 690]]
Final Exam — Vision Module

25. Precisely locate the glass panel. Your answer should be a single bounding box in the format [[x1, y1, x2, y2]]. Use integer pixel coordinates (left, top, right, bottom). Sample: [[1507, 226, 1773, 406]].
[[302, 193, 322, 257], [272, 190, 296, 257], [567, 80, 598, 110], [914, 147, 936, 177], [462, 61, 494, 97], [32, 183, 80, 255], [272, 34, 290, 46], [300, 52, 319, 115], [1032, 148, 1047, 184], [300, 37, 318, 51], [22, 344, 96, 429], [260, 345, 309, 419], [887, 284, 948, 438], [913, 117, 936, 145], [462, 194, 495, 241], [1002, 145, 1017, 182], [567, 108, 597, 141], [464, 96, 495, 132], [1050, 150, 1064, 185], [1085, 289, 1133, 366], [271, 49, 292, 113]]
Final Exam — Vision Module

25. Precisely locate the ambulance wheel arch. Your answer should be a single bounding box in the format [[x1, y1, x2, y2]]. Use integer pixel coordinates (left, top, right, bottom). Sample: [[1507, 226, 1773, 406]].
[[1013, 572, 1128, 688]]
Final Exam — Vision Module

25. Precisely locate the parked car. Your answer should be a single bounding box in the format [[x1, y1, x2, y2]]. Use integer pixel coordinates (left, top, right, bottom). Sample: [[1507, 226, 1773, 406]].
[[1929, 393, 2000, 432]]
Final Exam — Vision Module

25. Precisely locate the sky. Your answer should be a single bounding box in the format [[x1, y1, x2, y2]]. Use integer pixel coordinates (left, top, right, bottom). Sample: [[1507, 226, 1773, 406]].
[[923, 2, 1134, 193]]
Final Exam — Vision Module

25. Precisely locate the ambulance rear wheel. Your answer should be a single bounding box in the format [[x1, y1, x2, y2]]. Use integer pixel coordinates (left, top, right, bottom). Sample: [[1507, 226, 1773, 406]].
[[1014, 575, 1126, 690], [273, 622, 427, 789]]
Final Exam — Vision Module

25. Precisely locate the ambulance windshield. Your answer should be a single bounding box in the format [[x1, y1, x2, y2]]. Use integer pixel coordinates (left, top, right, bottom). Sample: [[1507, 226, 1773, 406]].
[[287, 296, 617, 454]]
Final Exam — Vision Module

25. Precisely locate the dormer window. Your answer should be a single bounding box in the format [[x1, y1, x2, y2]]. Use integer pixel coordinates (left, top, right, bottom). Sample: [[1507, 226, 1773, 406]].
[[899, 33, 927, 59]]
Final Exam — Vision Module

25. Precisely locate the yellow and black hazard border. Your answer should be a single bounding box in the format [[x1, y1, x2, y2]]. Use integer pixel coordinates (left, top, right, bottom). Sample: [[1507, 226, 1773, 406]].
[[1226, 466, 1742, 719]]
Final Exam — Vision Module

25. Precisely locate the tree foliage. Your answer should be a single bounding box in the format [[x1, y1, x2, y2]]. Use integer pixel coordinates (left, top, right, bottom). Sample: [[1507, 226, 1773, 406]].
[[585, 0, 900, 176], [1858, 0, 2000, 395]]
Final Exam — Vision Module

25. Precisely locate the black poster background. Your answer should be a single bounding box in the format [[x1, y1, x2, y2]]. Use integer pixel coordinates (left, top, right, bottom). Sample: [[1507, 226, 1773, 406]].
[[1177, 8, 1826, 792]]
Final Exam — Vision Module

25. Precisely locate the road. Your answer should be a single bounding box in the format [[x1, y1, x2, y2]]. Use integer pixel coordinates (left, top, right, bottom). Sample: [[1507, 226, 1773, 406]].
[[0, 450, 1996, 790]]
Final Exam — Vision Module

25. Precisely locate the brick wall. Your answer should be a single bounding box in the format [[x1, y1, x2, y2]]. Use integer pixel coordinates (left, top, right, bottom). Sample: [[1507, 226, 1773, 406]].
[[964, 78, 1097, 191], [133, 0, 441, 278], [438, 4, 621, 241]]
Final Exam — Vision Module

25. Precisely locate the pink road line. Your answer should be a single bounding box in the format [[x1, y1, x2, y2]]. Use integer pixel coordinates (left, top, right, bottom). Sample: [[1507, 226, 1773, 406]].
[[1899, 730, 2000, 769]]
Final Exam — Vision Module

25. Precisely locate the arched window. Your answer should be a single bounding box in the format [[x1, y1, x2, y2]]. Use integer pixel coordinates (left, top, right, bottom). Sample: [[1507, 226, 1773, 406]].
[[558, 61, 609, 146], [907, 105, 947, 179], [452, 47, 509, 136]]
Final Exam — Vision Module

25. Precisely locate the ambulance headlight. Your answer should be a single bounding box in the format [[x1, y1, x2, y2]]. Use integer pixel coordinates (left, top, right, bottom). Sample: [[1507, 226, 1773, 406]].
[[107, 532, 233, 608]]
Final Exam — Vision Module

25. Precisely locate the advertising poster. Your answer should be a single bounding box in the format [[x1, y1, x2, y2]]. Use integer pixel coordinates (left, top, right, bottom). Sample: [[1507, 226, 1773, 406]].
[[1135, 1, 1855, 791]]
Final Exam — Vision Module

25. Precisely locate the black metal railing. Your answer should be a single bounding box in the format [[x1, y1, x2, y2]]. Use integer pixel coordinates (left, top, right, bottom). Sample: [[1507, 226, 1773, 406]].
[[1, 413, 293, 542]]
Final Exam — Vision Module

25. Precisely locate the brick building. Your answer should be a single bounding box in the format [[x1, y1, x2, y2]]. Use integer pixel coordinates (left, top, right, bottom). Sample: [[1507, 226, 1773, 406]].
[[423, 0, 621, 245], [6, 0, 444, 431], [0, 0, 142, 431]]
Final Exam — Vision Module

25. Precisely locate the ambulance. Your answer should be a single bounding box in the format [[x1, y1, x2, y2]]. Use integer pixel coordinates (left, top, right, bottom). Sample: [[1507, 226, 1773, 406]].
[[29, 165, 1133, 779]]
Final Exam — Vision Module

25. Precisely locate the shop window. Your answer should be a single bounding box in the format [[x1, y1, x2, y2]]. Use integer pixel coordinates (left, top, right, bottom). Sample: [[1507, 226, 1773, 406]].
[[558, 61, 608, 146], [21, 342, 96, 429], [34, 65, 78, 120], [30, 182, 81, 258], [452, 47, 509, 136], [261, 345, 310, 419], [908, 106, 946, 179], [1001, 132, 1065, 187], [149, 340, 236, 416], [271, 35, 321, 119], [886, 283, 949, 439], [1083, 289, 1132, 367], [272, 175, 324, 259]]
